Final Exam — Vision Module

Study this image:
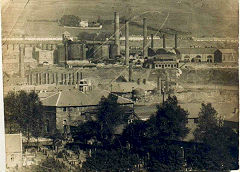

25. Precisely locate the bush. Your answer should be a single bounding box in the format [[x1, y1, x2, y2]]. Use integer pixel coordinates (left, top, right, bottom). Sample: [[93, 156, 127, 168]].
[[59, 15, 80, 27]]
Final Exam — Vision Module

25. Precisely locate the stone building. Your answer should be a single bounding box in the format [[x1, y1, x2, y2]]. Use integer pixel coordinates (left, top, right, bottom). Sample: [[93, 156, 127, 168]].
[[214, 49, 238, 63], [176, 48, 217, 63], [41, 88, 133, 133], [34, 47, 54, 65], [5, 134, 23, 169]]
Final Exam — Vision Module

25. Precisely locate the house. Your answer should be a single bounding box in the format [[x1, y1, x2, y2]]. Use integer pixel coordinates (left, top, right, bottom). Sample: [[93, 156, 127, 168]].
[[214, 49, 238, 63], [5, 134, 23, 169], [41, 88, 134, 133], [176, 48, 217, 63]]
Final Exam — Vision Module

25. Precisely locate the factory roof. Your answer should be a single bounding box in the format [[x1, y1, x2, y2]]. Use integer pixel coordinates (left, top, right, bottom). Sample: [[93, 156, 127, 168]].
[[5, 134, 22, 153], [41, 88, 133, 107], [217, 49, 237, 54], [176, 48, 217, 54]]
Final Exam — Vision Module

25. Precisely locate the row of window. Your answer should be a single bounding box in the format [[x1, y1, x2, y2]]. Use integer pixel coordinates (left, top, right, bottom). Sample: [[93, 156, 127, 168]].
[[155, 64, 178, 68], [60, 106, 93, 112]]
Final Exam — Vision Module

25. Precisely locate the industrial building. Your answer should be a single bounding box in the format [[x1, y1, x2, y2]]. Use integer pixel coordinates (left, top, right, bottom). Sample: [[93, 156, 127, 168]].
[[176, 48, 217, 63]]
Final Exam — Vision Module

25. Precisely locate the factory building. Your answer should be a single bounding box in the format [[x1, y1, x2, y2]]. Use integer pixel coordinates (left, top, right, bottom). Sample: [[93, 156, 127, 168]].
[[34, 47, 54, 65], [143, 54, 179, 69], [214, 49, 238, 63], [176, 48, 217, 63]]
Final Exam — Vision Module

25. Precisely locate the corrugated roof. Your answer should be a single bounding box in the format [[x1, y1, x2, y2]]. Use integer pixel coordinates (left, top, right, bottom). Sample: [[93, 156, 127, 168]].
[[41, 89, 133, 107], [177, 48, 217, 54], [5, 134, 22, 153], [218, 49, 237, 54]]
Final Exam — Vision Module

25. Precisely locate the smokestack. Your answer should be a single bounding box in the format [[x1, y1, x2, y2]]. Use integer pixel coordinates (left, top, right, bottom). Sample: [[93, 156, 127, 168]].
[[114, 12, 120, 56], [151, 34, 154, 49], [174, 34, 178, 48], [129, 62, 133, 82], [157, 76, 160, 91], [19, 45, 25, 77], [55, 73, 58, 85], [125, 20, 129, 66], [143, 17, 148, 58], [163, 34, 166, 48]]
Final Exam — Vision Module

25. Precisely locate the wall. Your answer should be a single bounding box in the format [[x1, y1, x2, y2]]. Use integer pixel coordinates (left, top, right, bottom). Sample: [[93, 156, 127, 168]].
[[55, 106, 96, 132], [181, 53, 214, 62]]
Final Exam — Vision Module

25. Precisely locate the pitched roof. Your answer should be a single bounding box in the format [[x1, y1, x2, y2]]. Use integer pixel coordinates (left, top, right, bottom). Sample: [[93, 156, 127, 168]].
[[176, 48, 217, 54], [5, 134, 22, 153], [218, 49, 237, 54], [41, 89, 133, 107]]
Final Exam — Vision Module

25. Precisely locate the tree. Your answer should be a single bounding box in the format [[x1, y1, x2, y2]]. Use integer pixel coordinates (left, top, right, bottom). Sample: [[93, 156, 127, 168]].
[[82, 148, 140, 172], [59, 15, 80, 27], [192, 103, 239, 170], [4, 91, 44, 140], [121, 96, 189, 171], [72, 94, 129, 146], [193, 103, 219, 142], [31, 157, 66, 172], [148, 96, 189, 141]]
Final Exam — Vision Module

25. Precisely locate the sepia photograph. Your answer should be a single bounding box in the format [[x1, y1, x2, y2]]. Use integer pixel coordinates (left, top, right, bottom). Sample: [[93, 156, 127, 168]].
[[1, 0, 239, 171]]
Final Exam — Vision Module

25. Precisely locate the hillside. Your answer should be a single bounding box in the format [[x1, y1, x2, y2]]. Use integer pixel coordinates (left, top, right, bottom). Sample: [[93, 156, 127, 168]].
[[2, 0, 238, 38]]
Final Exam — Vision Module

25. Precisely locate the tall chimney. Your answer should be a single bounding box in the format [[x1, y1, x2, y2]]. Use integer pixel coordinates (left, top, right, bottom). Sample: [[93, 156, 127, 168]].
[[129, 62, 133, 82], [157, 76, 160, 91], [163, 34, 166, 48], [114, 12, 120, 56], [143, 17, 148, 58], [150, 34, 154, 49], [174, 34, 178, 48], [125, 20, 129, 66], [19, 45, 25, 77]]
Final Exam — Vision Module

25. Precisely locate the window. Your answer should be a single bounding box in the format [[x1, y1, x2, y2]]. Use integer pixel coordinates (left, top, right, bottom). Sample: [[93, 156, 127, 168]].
[[11, 154, 14, 162], [63, 107, 67, 112], [194, 118, 199, 124], [184, 55, 190, 62]]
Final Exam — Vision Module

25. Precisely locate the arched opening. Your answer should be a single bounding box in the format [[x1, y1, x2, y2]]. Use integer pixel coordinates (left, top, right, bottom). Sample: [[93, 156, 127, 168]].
[[207, 55, 213, 63], [184, 55, 190, 62], [196, 55, 201, 62]]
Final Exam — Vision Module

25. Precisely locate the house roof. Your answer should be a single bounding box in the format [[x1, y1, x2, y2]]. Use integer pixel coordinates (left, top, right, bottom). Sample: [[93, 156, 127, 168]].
[[218, 49, 237, 54], [41, 89, 133, 107], [176, 48, 217, 54], [5, 134, 22, 153]]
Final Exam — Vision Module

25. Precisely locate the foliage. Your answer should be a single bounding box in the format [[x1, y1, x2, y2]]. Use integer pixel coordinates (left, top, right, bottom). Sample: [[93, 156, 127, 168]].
[[72, 94, 129, 146], [82, 148, 140, 172], [4, 91, 44, 138], [192, 103, 239, 170], [193, 103, 219, 142], [32, 157, 66, 172], [120, 96, 189, 171], [147, 96, 189, 140], [59, 15, 80, 27]]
